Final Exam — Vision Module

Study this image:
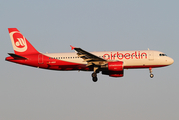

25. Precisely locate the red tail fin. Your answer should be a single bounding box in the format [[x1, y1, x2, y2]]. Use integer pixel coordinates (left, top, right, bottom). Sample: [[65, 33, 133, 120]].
[[8, 28, 39, 55]]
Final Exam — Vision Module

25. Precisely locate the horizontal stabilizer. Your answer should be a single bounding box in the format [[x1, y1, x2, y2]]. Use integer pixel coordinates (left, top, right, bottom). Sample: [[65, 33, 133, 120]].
[[8, 53, 27, 60]]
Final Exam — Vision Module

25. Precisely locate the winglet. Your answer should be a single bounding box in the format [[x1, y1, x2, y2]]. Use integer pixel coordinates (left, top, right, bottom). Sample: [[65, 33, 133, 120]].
[[70, 45, 75, 50]]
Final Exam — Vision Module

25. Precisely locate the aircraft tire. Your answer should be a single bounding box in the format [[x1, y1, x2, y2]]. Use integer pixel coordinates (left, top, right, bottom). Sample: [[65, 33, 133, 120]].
[[92, 77, 98, 82], [150, 74, 154, 78], [92, 72, 97, 78]]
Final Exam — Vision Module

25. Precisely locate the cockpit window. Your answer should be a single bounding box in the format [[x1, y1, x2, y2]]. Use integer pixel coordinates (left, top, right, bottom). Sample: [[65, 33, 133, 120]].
[[159, 53, 167, 56]]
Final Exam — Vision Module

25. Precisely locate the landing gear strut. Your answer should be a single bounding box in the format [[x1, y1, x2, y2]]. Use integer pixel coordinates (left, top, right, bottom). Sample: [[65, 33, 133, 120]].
[[149, 67, 154, 78], [92, 67, 99, 82]]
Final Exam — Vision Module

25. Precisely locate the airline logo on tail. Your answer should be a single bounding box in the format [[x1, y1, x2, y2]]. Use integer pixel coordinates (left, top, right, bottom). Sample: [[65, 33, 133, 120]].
[[9, 31, 27, 52]]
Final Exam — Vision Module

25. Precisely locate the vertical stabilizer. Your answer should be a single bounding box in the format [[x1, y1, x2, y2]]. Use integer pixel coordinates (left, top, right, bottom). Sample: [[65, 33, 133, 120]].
[[8, 28, 39, 55]]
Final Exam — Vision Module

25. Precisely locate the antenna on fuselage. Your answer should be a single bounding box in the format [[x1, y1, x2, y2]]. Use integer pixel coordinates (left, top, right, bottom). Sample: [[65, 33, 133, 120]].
[[148, 48, 150, 50]]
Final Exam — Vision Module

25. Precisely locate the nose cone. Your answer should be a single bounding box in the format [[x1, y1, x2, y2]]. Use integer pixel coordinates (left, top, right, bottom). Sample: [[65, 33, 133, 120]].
[[168, 57, 174, 65]]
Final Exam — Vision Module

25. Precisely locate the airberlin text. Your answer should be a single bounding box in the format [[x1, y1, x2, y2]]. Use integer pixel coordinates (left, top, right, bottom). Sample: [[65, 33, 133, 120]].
[[103, 51, 147, 60]]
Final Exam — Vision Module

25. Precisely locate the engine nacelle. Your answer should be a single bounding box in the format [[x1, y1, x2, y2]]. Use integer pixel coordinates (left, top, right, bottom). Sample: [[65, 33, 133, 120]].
[[101, 61, 124, 77], [108, 61, 123, 71], [102, 71, 124, 77]]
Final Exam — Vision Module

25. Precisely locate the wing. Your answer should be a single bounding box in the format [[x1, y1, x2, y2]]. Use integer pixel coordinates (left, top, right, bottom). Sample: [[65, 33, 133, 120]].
[[70, 45, 107, 66]]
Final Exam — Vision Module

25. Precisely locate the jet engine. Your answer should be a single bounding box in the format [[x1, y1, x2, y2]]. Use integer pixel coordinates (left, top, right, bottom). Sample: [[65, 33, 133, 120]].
[[102, 61, 124, 77]]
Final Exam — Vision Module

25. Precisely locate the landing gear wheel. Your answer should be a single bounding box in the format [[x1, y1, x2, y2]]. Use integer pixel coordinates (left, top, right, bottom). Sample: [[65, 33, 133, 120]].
[[149, 68, 154, 78], [92, 72, 98, 82], [150, 74, 154, 78], [92, 72, 97, 78], [92, 77, 98, 82]]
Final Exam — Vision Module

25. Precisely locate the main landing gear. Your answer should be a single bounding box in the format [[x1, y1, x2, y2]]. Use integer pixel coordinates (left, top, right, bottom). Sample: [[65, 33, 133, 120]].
[[149, 67, 154, 78], [92, 72, 98, 82], [92, 67, 99, 82]]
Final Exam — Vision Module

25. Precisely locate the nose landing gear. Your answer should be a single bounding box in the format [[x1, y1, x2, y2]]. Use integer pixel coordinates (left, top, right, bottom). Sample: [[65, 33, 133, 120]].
[[149, 67, 154, 78]]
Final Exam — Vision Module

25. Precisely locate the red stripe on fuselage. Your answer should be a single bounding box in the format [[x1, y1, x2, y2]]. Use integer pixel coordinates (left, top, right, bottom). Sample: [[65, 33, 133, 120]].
[[124, 65, 168, 69], [6, 53, 168, 71]]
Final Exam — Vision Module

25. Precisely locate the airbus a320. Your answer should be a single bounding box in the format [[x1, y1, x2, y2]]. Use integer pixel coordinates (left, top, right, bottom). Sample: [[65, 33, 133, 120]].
[[6, 28, 174, 82]]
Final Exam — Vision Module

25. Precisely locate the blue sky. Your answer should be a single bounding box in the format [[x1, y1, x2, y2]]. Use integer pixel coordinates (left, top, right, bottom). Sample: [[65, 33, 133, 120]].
[[0, 0, 179, 120]]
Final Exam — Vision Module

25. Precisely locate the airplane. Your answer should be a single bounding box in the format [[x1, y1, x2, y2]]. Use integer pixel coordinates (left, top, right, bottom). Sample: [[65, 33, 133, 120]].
[[5, 28, 174, 82]]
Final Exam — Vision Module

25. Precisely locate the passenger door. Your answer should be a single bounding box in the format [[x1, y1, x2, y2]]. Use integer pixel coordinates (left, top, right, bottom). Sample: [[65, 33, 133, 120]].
[[38, 54, 43, 64], [148, 51, 154, 61]]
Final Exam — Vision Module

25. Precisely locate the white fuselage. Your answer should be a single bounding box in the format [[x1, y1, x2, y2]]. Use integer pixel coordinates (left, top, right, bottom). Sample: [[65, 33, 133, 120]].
[[44, 50, 174, 68]]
